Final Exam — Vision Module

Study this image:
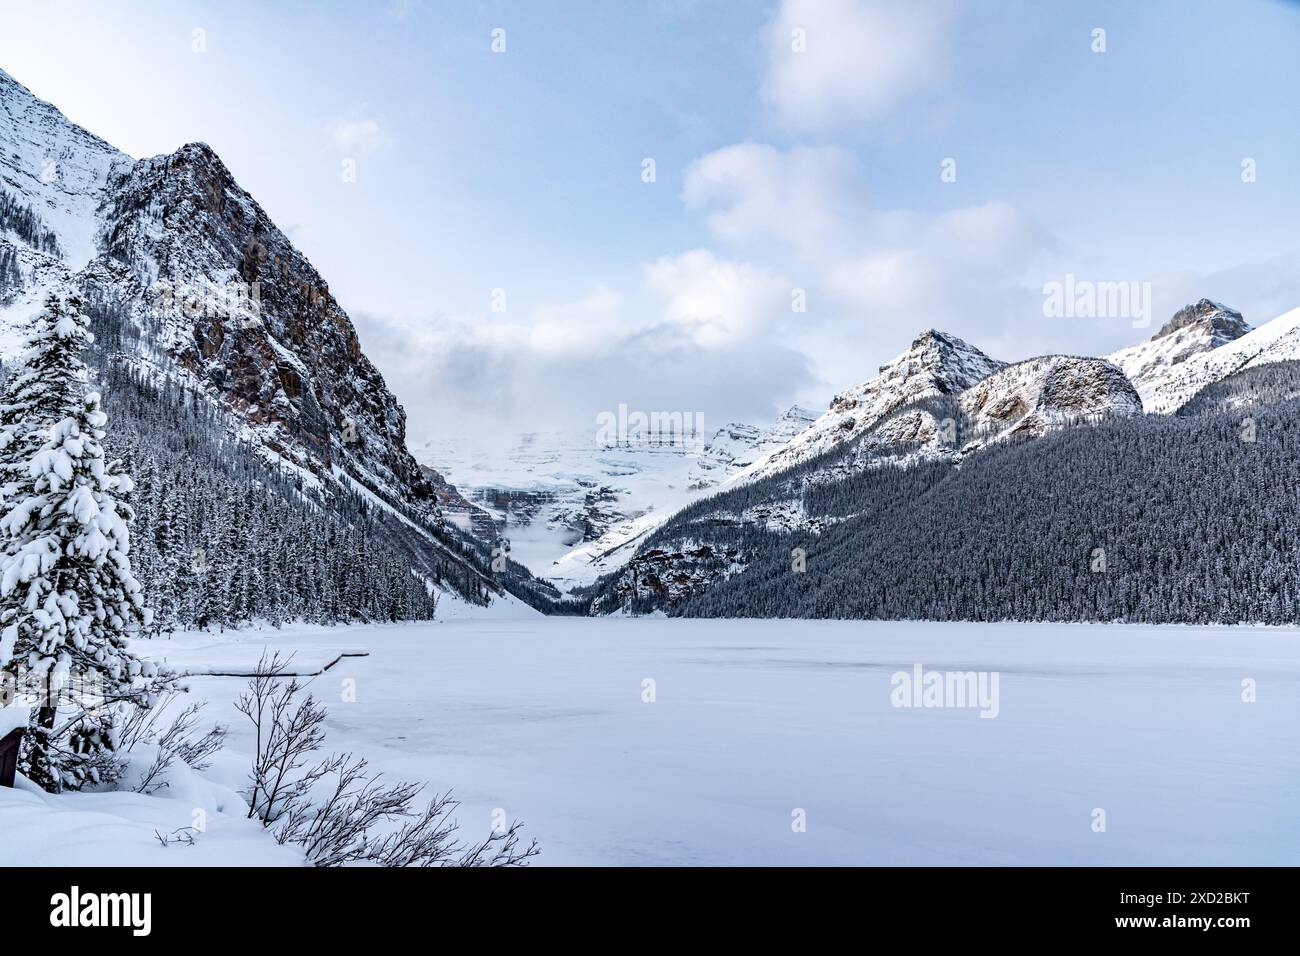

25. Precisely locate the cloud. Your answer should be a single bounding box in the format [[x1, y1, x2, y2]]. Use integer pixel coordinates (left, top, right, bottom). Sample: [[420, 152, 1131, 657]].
[[680, 140, 1051, 332], [643, 249, 793, 347], [682, 143, 867, 259], [327, 116, 386, 154], [386, 0, 426, 20], [675, 140, 1060, 384], [823, 201, 1052, 347], [527, 284, 627, 355], [762, 0, 955, 130], [351, 260, 814, 446], [353, 129, 1061, 448]]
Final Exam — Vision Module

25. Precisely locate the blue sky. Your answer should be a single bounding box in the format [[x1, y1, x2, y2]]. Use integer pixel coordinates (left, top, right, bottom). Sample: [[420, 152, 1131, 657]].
[[3, 0, 1300, 442]]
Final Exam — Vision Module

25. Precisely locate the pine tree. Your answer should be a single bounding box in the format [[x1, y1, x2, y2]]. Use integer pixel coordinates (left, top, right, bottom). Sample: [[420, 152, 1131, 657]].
[[0, 294, 172, 791]]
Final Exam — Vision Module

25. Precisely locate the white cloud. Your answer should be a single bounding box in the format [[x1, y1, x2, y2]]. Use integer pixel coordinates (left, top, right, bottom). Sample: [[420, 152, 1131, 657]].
[[682, 143, 866, 259], [354, 299, 813, 444], [762, 0, 955, 130], [825, 201, 1050, 334], [679, 141, 1051, 336], [528, 284, 626, 354], [644, 249, 793, 347], [386, 0, 426, 21], [675, 140, 1058, 388], [327, 116, 385, 153]]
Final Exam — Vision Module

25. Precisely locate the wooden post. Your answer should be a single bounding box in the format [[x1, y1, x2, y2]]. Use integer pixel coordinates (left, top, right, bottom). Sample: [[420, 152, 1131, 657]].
[[0, 726, 24, 788]]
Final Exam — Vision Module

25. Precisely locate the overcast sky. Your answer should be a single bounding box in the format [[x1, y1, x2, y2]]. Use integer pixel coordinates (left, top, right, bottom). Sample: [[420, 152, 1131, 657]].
[[4, 0, 1300, 444]]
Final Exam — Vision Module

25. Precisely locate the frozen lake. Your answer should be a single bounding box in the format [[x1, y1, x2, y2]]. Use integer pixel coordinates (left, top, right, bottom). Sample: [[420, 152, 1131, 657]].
[[161, 616, 1300, 866]]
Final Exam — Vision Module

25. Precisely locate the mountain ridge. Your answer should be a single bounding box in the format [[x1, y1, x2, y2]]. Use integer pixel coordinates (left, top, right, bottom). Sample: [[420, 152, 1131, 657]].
[[0, 65, 519, 610]]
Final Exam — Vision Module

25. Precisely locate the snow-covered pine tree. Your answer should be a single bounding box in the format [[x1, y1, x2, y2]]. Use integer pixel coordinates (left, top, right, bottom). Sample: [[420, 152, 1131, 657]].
[[0, 293, 173, 791]]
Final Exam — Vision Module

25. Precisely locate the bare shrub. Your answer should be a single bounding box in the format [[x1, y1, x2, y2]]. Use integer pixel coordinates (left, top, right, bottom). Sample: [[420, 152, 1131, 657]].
[[153, 826, 198, 848], [238, 652, 538, 866], [234, 653, 329, 822], [119, 696, 228, 795]]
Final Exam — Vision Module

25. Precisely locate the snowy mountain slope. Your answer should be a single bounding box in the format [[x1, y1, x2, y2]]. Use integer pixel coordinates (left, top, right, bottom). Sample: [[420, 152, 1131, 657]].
[[687, 405, 818, 487], [1106, 299, 1252, 412], [590, 366, 1300, 620], [812, 354, 1143, 488], [89, 140, 443, 511], [416, 405, 822, 590], [1177, 359, 1300, 417], [1109, 302, 1300, 414], [0, 67, 130, 268], [0, 66, 513, 608], [585, 345, 1146, 611], [729, 330, 1004, 485], [416, 429, 700, 583]]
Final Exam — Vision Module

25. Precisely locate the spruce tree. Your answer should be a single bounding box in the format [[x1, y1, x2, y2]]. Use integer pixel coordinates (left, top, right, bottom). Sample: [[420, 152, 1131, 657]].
[[0, 294, 172, 791]]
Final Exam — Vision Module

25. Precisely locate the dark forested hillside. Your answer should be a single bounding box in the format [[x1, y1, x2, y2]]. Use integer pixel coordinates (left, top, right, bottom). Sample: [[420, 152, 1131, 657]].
[[585, 395, 1299, 624], [1177, 359, 1300, 416], [0, 189, 61, 256], [100, 361, 446, 630], [0, 295, 561, 629]]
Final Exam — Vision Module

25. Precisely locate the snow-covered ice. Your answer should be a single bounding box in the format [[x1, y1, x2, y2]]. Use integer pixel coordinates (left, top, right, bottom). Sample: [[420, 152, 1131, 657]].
[[6, 617, 1291, 866]]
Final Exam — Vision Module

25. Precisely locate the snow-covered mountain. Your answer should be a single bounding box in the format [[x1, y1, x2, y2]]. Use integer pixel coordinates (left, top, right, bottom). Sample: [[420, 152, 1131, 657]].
[[415, 405, 821, 589], [728, 330, 1004, 484], [0, 68, 130, 270], [416, 430, 700, 584], [733, 330, 1003, 486], [0, 66, 508, 608], [688, 405, 818, 486], [960, 355, 1142, 442], [816, 354, 1143, 482], [1106, 299, 1252, 412], [1109, 303, 1300, 415], [587, 336, 1147, 610]]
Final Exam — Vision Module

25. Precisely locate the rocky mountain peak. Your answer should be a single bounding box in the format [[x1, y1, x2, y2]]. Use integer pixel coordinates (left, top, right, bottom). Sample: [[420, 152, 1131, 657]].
[[850, 328, 1004, 412], [1152, 299, 1250, 345], [1108, 299, 1253, 412], [88, 134, 439, 516], [727, 330, 1003, 484], [960, 356, 1142, 445], [0, 65, 514, 607]]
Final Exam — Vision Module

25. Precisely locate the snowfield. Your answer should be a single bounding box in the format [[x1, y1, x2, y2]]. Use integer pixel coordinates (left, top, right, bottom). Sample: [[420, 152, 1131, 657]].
[[3, 617, 1298, 866]]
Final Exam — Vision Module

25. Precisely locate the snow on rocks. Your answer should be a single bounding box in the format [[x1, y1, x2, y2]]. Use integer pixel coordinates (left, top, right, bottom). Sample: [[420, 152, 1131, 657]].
[[1111, 303, 1300, 414], [1106, 299, 1253, 412], [959, 355, 1143, 446], [0, 68, 130, 270], [730, 330, 1004, 485], [417, 406, 825, 591]]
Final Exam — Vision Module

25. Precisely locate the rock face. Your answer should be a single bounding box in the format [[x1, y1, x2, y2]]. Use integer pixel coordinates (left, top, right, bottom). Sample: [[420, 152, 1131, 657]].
[[1154, 299, 1251, 344], [959, 356, 1143, 445], [94, 142, 440, 513], [1107, 299, 1252, 412], [730, 330, 1005, 484], [1106, 299, 1300, 415], [0, 66, 501, 602], [0, 68, 130, 269], [592, 540, 748, 612]]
